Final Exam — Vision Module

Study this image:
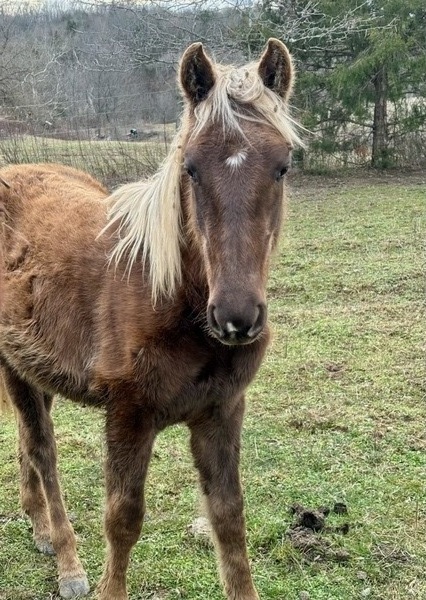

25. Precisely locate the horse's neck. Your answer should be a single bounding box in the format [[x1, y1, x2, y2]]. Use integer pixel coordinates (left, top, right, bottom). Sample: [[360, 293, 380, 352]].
[[177, 184, 207, 304], [180, 236, 208, 310]]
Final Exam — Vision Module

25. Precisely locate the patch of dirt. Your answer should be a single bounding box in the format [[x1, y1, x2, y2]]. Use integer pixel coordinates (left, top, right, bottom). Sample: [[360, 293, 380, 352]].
[[292, 361, 348, 381], [372, 543, 413, 565], [186, 516, 213, 547], [148, 591, 171, 600], [287, 503, 350, 563], [287, 415, 349, 434], [0, 513, 25, 524], [324, 362, 346, 378]]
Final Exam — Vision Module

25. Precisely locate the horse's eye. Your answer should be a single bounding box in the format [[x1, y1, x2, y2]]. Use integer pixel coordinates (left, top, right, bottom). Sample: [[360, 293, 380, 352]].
[[276, 166, 289, 181], [185, 165, 198, 182]]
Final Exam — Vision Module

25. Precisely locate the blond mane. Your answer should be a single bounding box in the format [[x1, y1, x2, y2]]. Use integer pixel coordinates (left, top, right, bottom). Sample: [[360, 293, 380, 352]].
[[103, 58, 303, 304]]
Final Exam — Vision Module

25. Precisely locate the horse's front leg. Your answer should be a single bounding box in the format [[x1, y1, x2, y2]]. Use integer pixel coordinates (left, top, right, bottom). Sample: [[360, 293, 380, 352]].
[[97, 405, 156, 600], [188, 396, 259, 600]]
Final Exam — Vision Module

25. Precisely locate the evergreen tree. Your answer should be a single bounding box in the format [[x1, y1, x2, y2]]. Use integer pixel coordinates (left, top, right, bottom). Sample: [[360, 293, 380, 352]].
[[258, 0, 426, 168]]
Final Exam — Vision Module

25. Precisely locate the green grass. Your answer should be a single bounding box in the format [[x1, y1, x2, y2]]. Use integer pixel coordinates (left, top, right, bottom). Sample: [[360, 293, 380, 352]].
[[0, 175, 424, 599]]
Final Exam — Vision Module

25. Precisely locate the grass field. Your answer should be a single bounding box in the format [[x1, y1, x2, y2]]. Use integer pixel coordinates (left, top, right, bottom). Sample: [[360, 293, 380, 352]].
[[0, 172, 424, 599], [0, 135, 169, 185]]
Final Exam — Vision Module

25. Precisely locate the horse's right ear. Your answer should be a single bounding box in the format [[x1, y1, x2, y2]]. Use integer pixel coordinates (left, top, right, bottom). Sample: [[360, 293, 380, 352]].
[[179, 43, 216, 106], [258, 38, 294, 102]]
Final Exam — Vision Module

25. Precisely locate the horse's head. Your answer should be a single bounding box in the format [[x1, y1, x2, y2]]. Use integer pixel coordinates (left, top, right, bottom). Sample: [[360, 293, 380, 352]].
[[180, 39, 298, 346]]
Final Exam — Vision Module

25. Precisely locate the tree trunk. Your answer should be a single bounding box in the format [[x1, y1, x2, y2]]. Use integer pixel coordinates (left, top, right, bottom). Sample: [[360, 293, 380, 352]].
[[371, 65, 389, 168]]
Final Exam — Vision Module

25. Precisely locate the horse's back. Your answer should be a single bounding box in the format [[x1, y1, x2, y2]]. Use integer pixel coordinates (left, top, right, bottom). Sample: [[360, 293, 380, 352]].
[[0, 163, 109, 288], [0, 163, 107, 248], [0, 164, 110, 398]]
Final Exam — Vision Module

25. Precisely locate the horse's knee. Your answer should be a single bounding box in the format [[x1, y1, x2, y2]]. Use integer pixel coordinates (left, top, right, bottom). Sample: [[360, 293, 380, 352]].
[[209, 491, 244, 519], [105, 494, 145, 546]]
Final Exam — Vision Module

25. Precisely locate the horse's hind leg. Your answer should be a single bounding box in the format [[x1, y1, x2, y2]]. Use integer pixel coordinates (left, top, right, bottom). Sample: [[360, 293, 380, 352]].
[[188, 396, 259, 600], [3, 368, 89, 599], [18, 393, 55, 555]]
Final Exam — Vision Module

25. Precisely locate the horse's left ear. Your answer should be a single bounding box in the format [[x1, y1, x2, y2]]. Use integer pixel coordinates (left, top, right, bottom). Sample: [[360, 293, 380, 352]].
[[258, 38, 294, 102], [180, 43, 216, 106]]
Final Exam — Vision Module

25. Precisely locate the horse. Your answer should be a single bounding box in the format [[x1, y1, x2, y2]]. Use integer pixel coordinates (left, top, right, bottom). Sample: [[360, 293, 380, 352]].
[[0, 39, 301, 600]]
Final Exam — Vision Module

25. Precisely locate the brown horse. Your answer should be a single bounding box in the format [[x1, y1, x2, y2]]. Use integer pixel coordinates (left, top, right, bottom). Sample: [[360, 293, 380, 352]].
[[0, 39, 301, 599]]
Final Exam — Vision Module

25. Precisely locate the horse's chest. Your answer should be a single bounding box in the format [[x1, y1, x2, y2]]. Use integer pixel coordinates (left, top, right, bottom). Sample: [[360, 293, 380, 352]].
[[137, 338, 266, 428]]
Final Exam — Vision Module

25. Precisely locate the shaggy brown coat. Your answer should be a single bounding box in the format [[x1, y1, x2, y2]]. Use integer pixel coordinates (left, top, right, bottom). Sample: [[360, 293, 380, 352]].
[[0, 38, 299, 600]]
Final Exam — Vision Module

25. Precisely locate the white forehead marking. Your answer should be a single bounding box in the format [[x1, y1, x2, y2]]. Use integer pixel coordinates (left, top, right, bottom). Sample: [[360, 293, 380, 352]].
[[225, 150, 248, 170]]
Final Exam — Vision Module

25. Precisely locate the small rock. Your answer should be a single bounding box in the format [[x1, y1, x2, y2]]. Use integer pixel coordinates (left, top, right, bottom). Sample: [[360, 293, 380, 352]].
[[357, 571, 368, 581], [361, 588, 371, 597], [299, 592, 310, 600]]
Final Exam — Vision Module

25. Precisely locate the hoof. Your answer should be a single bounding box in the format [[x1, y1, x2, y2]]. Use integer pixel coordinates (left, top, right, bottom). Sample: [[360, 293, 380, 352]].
[[59, 575, 90, 599], [35, 537, 55, 555]]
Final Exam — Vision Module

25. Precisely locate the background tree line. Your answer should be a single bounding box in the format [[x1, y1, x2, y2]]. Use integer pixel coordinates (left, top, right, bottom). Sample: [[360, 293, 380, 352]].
[[0, 0, 425, 171]]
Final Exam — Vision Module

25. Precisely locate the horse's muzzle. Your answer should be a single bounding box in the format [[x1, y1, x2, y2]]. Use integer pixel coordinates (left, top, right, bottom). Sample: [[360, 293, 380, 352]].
[[207, 302, 267, 345]]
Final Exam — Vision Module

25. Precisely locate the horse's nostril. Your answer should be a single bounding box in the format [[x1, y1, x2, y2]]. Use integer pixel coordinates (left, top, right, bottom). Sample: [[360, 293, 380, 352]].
[[207, 305, 223, 336], [247, 304, 267, 338]]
